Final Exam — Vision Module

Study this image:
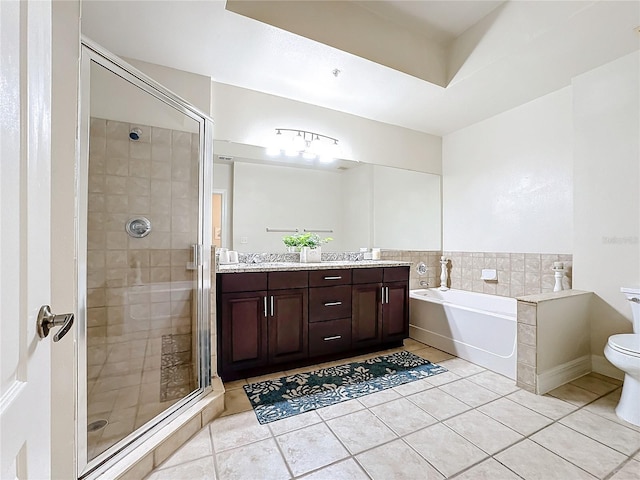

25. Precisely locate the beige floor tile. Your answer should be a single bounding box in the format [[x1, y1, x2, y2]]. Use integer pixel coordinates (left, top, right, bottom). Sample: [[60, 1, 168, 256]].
[[559, 410, 640, 456], [316, 399, 365, 420], [438, 379, 501, 407], [444, 409, 523, 455], [159, 427, 213, 469], [405, 423, 487, 477], [478, 398, 552, 436], [216, 438, 290, 480], [454, 458, 521, 480], [403, 338, 427, 352], [609, 460, 640, 480], [222, 379, 247, 391], [356, 439, 444, 480], [423, 370, 462, 386], [358, 388, 401, 408], [531, 423, 627, 478], [413, 347, 454, 363], [210, 410, 271, 452], [276, 423, 349, 476], [301, 459, 369, 480], [570, 373, 620, 396], [145, 456, 216, 480], [268, 410, 322, 436], [507, 390, 577, 419], [496, 439, 596, 480], [547, 383, 600, 406], [588, 372, 623, 386], [438, 357, 486, 377], [467, 370, 519, 396], [370, 398, 437, 436], [392, 378, 433, 396], [327, 410, 397, 454], [407, 388, 471, 420], [584, 389, 640, 432], [220, 387, 252, 417]]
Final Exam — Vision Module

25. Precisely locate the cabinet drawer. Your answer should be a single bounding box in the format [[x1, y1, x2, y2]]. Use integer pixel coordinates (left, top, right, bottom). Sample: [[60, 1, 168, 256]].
[[309, 285, 352, 322], [309, 269, 351, 287], [219, 272, 268, 293], [309, 318, 352, 357], [269, 270, 308, 290], [384, 266, 409, 283], [352, 267, 383, 284]]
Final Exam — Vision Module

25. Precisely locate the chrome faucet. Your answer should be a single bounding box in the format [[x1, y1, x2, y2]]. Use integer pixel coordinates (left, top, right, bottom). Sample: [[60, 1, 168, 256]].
[[419, 280, 429, 287]]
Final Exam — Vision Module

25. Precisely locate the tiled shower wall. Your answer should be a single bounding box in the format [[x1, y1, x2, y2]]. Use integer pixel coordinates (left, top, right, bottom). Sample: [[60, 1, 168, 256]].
[[86, 118, 199, 457], [380, 250, 442, 290], [443, 252, 572, 297]]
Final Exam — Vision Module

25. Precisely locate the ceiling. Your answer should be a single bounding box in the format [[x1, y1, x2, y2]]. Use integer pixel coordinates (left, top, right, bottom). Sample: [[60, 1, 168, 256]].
[[81, 1, 639, 136]]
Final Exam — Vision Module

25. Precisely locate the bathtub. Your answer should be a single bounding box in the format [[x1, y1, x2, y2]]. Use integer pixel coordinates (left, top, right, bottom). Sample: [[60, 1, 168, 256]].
[[409, 288, 517, 379]]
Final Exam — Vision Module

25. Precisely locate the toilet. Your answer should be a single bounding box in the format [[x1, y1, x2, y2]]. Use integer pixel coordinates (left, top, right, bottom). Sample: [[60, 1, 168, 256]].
[[604, 287, 640, 426]]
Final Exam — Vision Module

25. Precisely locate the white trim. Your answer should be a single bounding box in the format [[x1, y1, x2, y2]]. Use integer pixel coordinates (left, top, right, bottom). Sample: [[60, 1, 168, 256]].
[[591, 354, 624, 381], [536, 355, 592, 394]]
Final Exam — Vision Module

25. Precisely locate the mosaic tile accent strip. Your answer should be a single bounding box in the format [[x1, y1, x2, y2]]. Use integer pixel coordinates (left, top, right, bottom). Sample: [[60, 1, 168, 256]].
[[160, 334, 194, 402]]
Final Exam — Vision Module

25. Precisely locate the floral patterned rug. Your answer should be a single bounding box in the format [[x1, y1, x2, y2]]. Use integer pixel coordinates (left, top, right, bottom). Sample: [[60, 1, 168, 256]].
[[243, 351, 447, 424]]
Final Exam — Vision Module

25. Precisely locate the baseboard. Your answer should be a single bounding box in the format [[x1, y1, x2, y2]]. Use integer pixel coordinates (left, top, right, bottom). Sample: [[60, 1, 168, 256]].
[[591, 354, 624, 381], [536, 355, 592, 394]]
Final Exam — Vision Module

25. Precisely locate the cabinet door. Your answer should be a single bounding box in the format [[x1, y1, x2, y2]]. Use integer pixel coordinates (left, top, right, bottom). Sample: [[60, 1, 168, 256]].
[[351, 283, 383, 348], [268, 288, 309, 364], [383, 281, 409, 343], [220, 291, 268, 375]]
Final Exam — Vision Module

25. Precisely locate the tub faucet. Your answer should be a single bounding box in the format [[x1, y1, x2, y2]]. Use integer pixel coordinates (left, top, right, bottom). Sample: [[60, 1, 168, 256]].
[[419, 280, 429, 287]]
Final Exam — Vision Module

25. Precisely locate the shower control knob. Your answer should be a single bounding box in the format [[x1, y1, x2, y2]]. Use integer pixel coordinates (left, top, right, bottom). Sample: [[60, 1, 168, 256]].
[[37, 305, 75, 342]]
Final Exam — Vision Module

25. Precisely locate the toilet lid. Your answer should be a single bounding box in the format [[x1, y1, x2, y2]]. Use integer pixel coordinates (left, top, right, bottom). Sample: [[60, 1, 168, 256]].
[[608, 334, 640, 355]]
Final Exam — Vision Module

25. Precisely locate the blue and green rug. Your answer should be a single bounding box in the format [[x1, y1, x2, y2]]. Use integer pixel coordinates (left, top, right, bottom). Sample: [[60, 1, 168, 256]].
[[243, 351, 447, 424]]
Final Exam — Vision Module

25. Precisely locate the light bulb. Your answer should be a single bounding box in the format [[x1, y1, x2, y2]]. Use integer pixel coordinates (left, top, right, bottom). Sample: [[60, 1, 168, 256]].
[[292, 132, 306, 151], [309, 135, 325, 157]]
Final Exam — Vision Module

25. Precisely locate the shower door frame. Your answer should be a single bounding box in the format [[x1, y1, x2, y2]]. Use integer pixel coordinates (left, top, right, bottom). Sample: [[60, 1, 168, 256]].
[[77, 37, 213, 479]]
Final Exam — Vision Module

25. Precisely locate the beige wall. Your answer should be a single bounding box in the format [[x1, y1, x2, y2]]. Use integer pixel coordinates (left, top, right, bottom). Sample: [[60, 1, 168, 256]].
[[211, 82, 442, 174], [572, 52, 640, 374], [442, 87, 573, 254]]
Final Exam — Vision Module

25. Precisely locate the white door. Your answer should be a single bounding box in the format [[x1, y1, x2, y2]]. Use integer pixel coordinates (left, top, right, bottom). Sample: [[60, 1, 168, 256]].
[[0, 1, 55, 478]]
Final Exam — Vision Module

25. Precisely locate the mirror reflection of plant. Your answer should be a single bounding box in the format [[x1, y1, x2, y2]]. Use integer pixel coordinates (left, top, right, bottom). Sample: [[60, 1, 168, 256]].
[[282, 233, 333, 249]]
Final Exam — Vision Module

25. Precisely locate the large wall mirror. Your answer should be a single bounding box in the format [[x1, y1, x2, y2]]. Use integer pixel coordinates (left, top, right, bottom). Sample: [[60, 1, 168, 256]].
[[213, 142, 442, 253]]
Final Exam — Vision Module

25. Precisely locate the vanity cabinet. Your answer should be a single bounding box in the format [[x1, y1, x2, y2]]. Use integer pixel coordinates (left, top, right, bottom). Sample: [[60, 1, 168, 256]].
[[217, 265, 408, 380], [352, 267, 409, 347]]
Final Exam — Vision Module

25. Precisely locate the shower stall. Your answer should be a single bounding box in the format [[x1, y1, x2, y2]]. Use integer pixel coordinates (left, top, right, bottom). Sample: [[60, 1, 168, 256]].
[[79, 39, 212, 476]]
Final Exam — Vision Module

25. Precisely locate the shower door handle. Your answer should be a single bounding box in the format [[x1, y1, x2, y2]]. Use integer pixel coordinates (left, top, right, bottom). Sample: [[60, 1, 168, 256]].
[[37, 305, 75, 342]]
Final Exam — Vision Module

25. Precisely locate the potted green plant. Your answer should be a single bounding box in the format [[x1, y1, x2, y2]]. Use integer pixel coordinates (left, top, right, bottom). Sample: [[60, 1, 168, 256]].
[[297, 233, 332, 263], [283, 234, 301, 252]]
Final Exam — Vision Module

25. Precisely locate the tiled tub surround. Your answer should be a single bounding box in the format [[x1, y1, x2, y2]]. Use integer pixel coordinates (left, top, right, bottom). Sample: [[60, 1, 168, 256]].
[[144, 339, 640, 480], [443, 252, 573, 297], [380, 250, 442, 290], [87, 118, 200, 459], [516, 291, 592, 395]]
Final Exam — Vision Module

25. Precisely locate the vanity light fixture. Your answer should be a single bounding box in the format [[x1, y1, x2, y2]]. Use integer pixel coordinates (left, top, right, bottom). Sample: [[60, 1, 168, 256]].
[[268, 128, 340, 162]]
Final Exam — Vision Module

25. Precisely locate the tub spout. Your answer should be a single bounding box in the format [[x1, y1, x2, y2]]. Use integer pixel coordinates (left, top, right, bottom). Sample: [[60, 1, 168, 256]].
[[419, 280, 429, 287]]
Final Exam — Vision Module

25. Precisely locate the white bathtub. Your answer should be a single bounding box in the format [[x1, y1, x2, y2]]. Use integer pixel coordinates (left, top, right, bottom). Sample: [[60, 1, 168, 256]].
[[409, 288, 517, 379]]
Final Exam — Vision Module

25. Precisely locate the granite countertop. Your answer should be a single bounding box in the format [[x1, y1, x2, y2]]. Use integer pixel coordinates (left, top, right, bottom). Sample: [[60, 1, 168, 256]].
[[217, 260, 412, 273]]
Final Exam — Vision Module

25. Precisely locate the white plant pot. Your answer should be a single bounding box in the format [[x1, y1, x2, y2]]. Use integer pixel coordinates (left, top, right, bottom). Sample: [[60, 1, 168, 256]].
[[287, 246, 300, 253], [300, 246, 321, 263]]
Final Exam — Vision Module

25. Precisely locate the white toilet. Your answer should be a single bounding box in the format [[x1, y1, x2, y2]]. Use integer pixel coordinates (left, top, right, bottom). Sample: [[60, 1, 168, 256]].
[[604, 287, 640, 426]]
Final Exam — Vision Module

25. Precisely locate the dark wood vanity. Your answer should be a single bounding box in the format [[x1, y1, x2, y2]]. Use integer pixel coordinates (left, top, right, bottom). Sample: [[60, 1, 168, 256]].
[[217, 264, 410, 381]]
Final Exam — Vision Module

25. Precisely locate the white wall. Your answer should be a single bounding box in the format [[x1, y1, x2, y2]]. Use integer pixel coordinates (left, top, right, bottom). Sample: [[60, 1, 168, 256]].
[[213, 162, 233, 249], [340, 165, 373, 250], [90, 58, 210, 132], [211, 82, 442, 174], [442, 87, 573, 253], [373, 165, 442, 250], [232, 162, 344, 252], [572, 52, 640, 367]]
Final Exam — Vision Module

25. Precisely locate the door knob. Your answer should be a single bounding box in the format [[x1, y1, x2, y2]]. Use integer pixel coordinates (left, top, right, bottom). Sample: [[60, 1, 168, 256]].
[[37, 305, 75, 342]]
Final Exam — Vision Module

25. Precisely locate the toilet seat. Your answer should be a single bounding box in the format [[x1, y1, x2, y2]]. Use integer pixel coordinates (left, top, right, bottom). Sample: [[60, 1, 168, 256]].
[[608, 334, 640, 356]]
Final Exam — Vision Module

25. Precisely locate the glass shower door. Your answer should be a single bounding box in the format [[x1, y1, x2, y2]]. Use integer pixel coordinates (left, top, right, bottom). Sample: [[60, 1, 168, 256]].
[[80, 41, 211, 475]]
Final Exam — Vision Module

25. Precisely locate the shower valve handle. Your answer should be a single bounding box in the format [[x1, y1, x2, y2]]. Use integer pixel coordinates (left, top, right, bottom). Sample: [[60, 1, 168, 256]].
[[37, 305, 75, 342]]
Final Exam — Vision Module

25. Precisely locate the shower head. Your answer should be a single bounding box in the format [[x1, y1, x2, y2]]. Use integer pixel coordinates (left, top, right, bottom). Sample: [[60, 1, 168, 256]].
[[129, 128, 142, 141]]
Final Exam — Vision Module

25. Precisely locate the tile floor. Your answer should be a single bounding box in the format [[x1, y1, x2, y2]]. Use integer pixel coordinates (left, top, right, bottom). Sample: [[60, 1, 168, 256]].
[[144, 340, 640, 479]]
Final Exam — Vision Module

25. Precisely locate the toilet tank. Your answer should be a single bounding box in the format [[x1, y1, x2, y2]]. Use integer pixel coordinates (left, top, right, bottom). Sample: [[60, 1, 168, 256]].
[[621, 287, 640, 333]]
